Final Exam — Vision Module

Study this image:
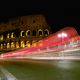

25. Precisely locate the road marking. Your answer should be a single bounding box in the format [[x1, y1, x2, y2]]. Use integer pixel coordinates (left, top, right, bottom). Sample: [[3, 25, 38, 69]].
[[0, 66, 18, 80], [60, 48, 80, 53], [25, 56, 80, 60]]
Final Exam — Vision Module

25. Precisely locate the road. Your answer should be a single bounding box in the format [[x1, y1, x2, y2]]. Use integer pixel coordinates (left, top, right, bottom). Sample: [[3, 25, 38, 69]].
[[0, 59, 80, 80], [0, 47, 80, 80]]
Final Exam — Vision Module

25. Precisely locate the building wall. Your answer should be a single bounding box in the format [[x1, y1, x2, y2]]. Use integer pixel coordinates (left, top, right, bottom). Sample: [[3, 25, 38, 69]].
[[0, 15, 52, 51]]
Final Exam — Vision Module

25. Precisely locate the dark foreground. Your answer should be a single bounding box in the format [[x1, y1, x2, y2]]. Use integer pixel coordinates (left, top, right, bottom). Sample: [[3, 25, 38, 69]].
[[0, 59, 80, 80]]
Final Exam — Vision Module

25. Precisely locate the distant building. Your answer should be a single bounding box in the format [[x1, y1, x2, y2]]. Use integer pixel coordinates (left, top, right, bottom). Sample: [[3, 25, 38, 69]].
[[0, 15, 52, 51]]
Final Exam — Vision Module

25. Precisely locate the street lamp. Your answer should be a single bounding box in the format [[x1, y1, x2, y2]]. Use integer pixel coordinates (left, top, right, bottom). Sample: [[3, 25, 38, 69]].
[[58, 32, 67, 38], [58, 32, 68, 56]]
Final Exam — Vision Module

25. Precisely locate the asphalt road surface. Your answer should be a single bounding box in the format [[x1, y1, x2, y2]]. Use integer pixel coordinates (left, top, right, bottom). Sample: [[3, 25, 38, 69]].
[[0, 47, 80, 80], [0, 59, 80, 80]]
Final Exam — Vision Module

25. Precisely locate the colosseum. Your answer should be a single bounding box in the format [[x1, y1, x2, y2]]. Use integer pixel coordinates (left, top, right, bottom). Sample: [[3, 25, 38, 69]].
[[0, 14, 52, 52]]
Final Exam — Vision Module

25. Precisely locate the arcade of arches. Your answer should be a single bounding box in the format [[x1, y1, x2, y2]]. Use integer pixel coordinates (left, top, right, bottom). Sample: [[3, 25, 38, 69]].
[[0, 29, 50, 50], [0, 15, 51, 51]]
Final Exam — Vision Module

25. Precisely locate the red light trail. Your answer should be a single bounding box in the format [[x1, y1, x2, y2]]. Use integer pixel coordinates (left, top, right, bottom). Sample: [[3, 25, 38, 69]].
[[0, 27, 80, 59]]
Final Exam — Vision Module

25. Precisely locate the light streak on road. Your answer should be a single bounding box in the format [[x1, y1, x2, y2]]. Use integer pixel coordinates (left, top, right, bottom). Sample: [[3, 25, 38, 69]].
[[53, 60, 73, 69], [0, 66, 18, 80], [60, 48, 80, 53]]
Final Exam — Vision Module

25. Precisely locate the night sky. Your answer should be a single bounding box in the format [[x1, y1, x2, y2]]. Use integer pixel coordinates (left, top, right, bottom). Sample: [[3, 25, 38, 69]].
[[0, 2, 80, 34]]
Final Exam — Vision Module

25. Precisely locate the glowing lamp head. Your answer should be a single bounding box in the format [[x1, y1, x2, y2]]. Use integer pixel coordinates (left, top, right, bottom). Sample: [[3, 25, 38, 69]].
[[58, 32, 68, 38]]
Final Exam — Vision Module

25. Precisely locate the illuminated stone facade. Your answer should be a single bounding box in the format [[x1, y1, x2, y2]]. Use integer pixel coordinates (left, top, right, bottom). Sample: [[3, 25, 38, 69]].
[[0, 15, 52, 51]]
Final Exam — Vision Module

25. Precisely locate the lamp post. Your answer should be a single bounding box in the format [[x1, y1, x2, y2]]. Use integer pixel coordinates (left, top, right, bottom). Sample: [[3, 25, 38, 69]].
[[58, 32, 68, 56]]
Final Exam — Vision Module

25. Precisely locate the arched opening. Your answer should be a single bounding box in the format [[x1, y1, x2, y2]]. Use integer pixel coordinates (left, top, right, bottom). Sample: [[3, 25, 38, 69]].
[[26, 30, 30, 36], [44, 29, 49, 36], [32, 40, 36, 47], [20, 31, 25, 37], [21, 41, 25, 48], [32, 30, 36, 36], [0, 35, 3, 40], [11, 32, 15, 38], [16, 42, 19, 48], [38, 29, 43, 36], [37, 40, 43, 47], [7, 33, 10, 38], [4, 43, 6, 49], [7, 43, 10, 49], [11, 42, 15, 48], [0, 44, 3, 49], [26, 41, 30, 47]]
